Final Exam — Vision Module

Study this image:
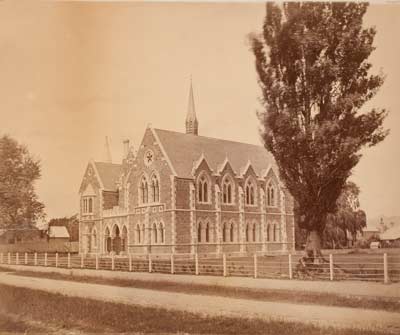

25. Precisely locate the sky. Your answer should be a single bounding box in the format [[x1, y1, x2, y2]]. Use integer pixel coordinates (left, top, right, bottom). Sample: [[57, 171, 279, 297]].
[[0, 1, 399, 224]]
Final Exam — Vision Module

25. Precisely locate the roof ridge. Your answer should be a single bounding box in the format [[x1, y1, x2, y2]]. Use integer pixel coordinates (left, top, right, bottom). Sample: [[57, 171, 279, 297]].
[[154, 128, 266, 149]]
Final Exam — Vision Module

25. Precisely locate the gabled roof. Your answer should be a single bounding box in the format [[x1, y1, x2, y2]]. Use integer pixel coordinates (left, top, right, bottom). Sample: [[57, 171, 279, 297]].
[[48, 226, 70, 239], [93, 162, 122, 191], [380, 225, 400, 241], [153, 128, 277, 179]]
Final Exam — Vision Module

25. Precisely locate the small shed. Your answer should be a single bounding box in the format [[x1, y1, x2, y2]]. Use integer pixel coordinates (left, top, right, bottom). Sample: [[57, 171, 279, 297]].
[[48, 226, 70, 242], [380, 226, 400, 247]]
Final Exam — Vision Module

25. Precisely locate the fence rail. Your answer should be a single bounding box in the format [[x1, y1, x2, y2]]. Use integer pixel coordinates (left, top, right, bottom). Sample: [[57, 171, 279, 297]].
[[0, 251, 397, 283]]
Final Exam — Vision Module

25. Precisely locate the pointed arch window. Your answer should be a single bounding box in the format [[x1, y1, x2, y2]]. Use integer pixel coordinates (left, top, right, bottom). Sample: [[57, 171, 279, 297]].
[[197, 173, 210, 203], [152, 222, 158, 244], [197, 222, 202, 243], [222, 175, 234, 204], [245, 179, 256, 205], [151, 175, 160, 203], [82, 196, 95, 214], [140, 176, 149, 204], [135, 224, 141, 244], [92, 228, 97, 248], [267, 182, 277, 207], [158, 222, 165, 244]]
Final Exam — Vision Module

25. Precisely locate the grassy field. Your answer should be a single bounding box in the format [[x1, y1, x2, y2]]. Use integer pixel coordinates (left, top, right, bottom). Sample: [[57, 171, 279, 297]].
[[3, 266, 399, 313], [0, 283, 392, 335]]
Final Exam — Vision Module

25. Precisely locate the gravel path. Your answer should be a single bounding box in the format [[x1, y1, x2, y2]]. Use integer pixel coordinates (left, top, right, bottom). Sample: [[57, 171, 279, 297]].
[[0, 272, 399, 333], [3, 264, 400, 299]]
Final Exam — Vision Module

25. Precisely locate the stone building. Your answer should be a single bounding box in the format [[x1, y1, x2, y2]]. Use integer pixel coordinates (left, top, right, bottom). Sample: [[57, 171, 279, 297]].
[[78, 83, 295, 255]]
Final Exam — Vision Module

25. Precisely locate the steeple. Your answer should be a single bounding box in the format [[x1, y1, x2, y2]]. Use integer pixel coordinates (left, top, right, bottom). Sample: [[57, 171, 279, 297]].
[[185, 77, 198, 135], [104, 136, 112, 163]]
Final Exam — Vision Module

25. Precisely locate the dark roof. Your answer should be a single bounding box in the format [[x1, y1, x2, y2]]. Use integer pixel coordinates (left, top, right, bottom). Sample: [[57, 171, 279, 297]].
[[154, 128, 277, 179], [94, 162, 122, 191]]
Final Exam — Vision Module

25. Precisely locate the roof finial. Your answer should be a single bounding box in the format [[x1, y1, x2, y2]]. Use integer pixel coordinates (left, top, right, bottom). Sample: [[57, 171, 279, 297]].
[[185, 76, 198, 136], [104, 136, 112, 163]]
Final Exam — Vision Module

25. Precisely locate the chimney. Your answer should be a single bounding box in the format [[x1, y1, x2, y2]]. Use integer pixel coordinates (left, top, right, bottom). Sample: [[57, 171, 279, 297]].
[[123, 139, 130, 159]]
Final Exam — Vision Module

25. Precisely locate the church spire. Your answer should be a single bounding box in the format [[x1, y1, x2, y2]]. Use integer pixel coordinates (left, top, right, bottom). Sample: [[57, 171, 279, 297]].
[[104, 136, 112, 163], [185, 76, 198, 135]]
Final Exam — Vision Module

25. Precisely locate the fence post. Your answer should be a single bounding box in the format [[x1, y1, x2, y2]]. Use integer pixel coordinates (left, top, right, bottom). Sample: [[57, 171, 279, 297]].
[[254, 254, 258, 278], [129, 254, 132, 272], [288, 254, 293, 279], [34, 252, 37, 266], [384, 253, 389, 284], [95, 254, 99, 270], [148, 254, 152, 273], [8, 252, 10, 265], [111, 254, 115, 271], [16, 252, 19, 265], [25, 252, 28, 265], [195, 253, 199, 275], [44, 252, 48, 267], [81, 254, 84, 269], [67, 253, 71, 268], [55, 253, 58, 268], [329, 254, 334, 281], [223, 253, 227, 277], [170, 253, 174, 274]]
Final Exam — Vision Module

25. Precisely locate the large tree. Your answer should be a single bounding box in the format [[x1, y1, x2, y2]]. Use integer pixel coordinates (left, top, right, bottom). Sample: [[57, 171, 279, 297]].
[[323, 182, 366, 248], [0, 135, 45, 228], [251, 2, 388, 257]]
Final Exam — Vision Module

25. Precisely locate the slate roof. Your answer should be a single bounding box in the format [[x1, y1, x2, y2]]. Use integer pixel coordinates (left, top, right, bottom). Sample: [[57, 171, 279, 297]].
[[48, 226, 70, 239], [94, 162, 122, 191], [154, 128, 277, 179]]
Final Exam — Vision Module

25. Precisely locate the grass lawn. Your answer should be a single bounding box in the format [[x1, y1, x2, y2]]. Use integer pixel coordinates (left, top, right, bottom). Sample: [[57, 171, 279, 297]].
[[0, 283, 392, 335], [2, 266, 399, 313]]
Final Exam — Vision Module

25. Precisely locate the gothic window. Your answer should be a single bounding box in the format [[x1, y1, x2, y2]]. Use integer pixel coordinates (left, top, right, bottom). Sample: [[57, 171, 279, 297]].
[[141, 224, 145, 244], [197, 222, 202, 243], [197, 173, 210, 203], [82, 196, 95, 214], [205, 222, 210, 243], [135, 224, 141, 244], [152, 222, 158, 244], [158, 222, 165, 244], [140, 176, 149, 204], [151, 175, 160, 203], [230, 222, 235, 242], [245, 179, 256, 205], [222, 222, 227, 243], [267, 182, 276, 207], [222, 175, 234, 204], [92, 229, 97, 248]]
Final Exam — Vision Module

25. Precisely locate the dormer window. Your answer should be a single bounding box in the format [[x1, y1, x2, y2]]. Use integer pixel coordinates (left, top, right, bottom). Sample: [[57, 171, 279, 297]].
[[197, 173, 210, 203], [151, 175, 160, 203], [140, 176, 149, 204], [267, 182, 277, 207], [222, 175, 234, 204], [82, 196, 94, 214], [245, 179, 256, 205]]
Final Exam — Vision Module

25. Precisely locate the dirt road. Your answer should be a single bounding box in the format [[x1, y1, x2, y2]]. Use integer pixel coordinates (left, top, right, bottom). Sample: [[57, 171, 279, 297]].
[[0, 271, 399, 333]]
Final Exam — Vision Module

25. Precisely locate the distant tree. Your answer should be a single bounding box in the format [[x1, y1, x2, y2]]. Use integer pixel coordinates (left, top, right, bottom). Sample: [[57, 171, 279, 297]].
[[323, 182, 366, 248], [251, 2, 388, 258], [0, 135, 45, 227]]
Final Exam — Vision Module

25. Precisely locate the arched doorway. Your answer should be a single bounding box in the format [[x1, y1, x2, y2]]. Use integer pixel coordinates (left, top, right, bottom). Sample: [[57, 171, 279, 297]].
[[112, 225, 121, 254]]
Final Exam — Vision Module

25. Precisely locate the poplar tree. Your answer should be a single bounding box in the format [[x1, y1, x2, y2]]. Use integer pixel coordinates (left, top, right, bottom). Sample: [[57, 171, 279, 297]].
[[251, 2, 388, 257]]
